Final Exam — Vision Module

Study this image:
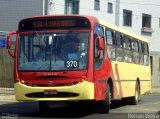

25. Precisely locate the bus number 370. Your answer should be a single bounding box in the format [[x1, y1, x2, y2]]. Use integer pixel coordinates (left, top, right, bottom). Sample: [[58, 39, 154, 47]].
[[65, 60, 79, 68]]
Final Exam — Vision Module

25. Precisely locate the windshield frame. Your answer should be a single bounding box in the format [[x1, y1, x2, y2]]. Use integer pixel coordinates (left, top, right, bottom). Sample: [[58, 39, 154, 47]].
[[17, 30, 90, 72]]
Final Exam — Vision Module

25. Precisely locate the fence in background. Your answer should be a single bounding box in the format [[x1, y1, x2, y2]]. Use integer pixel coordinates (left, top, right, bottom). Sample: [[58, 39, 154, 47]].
[[0, 49, 14, 88]]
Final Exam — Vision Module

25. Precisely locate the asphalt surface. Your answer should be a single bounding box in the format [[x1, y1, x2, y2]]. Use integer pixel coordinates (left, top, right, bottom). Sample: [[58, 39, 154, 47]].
[[0, 94, 160, 119]]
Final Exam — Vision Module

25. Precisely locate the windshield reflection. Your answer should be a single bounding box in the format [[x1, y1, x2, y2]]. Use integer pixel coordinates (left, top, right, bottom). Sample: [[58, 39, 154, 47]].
[[18, 32, 89, 71]]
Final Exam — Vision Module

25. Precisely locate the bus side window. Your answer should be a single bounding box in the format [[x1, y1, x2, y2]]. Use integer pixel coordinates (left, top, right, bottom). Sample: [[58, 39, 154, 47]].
[[115, 33, 124, 62], [139, 41, 144, 65], [106, 29, 116, 60], [123, 36, 132, 63], [94, 25, 105, 69], [143, 43, 149, 66], [132, 39, 140, 64]]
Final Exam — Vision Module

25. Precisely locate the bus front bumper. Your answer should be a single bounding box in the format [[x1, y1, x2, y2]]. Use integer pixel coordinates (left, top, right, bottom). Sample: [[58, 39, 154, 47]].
[[14, 80, 94, 101]]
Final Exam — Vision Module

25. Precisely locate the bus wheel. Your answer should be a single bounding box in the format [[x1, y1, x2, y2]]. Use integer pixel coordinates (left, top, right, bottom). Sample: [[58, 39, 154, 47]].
[[39, 101, 49, 113], [100, 83, 111, 113], [130, 82, 140, 105]]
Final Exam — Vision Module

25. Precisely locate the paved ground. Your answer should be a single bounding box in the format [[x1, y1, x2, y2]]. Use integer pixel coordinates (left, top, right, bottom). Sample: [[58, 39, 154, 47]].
[[0, 94, 159, 119]]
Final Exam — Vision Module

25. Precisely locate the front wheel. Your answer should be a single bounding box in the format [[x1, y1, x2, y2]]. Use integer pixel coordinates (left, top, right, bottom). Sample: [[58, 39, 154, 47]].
[[100, 83, 111, 113]]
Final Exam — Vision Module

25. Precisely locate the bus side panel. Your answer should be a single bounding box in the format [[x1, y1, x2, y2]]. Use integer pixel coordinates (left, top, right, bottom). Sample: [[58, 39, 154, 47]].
[[139, 65, 151, 95], [94, 59, 123, 100], [112, 62, 138, 98], [111, 61, 124, 99], [111, 61, 151, 98], [94, 59, 109, 100]]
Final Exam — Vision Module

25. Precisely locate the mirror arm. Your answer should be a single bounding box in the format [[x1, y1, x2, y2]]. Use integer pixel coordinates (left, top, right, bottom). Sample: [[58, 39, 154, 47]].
[[9, 31, 17, 35], [7, 31, 17, 58], [8, 50, 15, 58]]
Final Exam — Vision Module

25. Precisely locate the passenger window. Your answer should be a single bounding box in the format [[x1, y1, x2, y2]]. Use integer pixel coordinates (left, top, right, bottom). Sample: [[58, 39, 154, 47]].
[[94, 25, 104, 36], [123, 36, 132, 63], [139, 41, 144, 65], [106, 30, 115, 45], [123, 37, 131, 50], [132, 39, 138, 52], [116, 33, 123, 48], [106, 29, 116, 60], [116, 33, 124, 62], [143, 43, 149, 66], [132, 39, 140, 64]]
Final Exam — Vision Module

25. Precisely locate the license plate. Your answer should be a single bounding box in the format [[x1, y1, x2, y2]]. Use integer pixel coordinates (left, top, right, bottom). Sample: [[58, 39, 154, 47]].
[[44, 90, 57, 95]]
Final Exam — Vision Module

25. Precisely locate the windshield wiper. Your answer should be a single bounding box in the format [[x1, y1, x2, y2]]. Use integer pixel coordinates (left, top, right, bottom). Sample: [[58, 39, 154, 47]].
[[51, 34, 58, 63]]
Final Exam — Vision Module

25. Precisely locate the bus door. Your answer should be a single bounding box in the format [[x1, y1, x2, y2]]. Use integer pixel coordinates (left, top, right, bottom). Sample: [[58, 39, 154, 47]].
[[94, 25, 106, 100]]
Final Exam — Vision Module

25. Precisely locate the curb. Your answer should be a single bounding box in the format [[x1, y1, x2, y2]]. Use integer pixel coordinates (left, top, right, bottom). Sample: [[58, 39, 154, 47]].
[[0, 95, 16, 101], [0, 88, 15, 101], [151, 88, 160, 94], [0, 87, 14, 95]]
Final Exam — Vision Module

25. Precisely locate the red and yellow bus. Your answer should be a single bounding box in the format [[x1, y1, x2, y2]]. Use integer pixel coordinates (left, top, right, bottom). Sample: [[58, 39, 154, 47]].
[[7, 15, 151, 113]]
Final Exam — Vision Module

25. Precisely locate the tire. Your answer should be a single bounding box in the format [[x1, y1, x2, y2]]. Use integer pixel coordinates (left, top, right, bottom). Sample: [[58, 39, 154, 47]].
[[39, 101, 49, 113], [76, 101, 93, 112], [100, 83, 111, 113], [130, 82, 140, 105]]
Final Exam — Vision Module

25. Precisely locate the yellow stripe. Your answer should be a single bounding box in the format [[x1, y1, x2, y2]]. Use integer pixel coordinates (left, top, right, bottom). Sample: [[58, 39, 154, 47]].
[[14, 80, 94, 101]]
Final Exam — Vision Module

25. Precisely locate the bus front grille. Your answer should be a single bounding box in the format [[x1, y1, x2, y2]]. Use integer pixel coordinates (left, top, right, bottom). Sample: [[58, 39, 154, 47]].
[[25, 92, 79, 98]]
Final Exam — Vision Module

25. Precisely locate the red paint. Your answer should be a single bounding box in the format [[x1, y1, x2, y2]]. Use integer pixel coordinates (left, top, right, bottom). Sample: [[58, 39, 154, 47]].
[[18, 71, 87, 87]]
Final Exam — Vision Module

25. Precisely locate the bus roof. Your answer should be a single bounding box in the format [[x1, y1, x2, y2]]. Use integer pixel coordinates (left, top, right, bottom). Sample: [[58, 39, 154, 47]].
[[19, 14, 96, 21], [19, 15, 148, 43]]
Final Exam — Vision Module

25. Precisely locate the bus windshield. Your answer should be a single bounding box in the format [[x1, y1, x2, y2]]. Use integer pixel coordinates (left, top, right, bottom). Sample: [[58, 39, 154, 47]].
[[18, 32, 89, 71]]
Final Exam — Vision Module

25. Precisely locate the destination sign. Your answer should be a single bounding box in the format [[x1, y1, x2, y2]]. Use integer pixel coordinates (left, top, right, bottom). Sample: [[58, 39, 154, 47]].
[[19, 17, 90, 31], [32, 20, 76, 28]]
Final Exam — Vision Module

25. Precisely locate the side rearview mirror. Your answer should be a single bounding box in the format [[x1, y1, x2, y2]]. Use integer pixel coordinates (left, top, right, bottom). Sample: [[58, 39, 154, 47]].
[[98, 36, 105, 50], [96, 34, 105, 50], [94, 33, 105, 58], [7, 31, 17, 58]]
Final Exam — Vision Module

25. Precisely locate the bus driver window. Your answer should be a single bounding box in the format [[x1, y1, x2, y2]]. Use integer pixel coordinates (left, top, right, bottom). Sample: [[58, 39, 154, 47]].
[[35, 37, 47, 61]]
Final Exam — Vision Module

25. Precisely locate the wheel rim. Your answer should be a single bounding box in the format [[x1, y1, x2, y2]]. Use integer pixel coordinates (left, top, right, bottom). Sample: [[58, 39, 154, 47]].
[[109, 92, 111, 104]]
